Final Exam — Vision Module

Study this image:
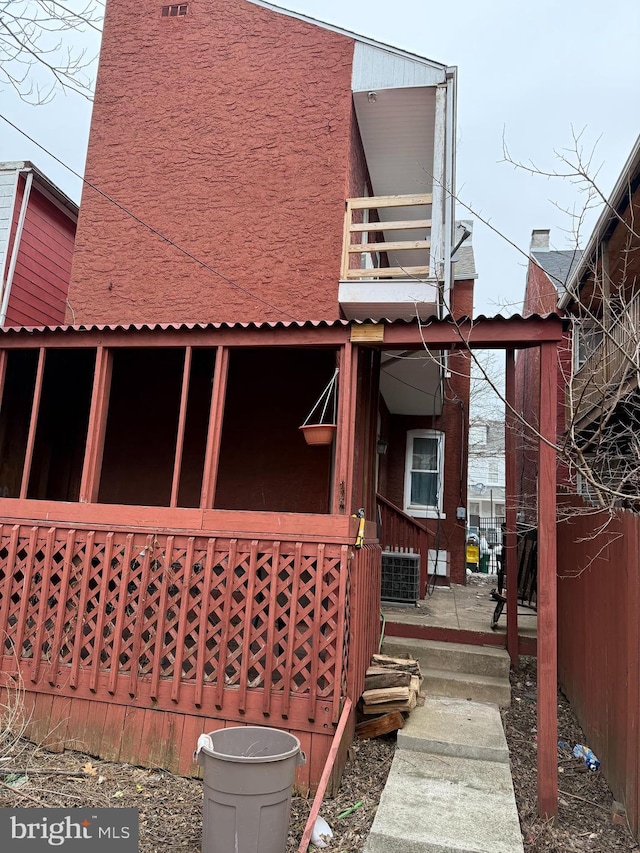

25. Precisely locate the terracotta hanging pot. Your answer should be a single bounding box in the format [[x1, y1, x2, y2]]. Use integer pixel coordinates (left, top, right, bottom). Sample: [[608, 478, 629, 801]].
[[299, 423, 337, 446]]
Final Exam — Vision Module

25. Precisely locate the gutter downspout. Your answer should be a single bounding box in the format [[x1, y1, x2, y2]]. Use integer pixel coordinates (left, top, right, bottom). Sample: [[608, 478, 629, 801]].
[[0, 169, 34, 326]]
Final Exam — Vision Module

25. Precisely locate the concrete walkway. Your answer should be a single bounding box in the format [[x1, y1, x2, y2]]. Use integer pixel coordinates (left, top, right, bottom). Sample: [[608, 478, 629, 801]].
[[364, 697, 524, 853]]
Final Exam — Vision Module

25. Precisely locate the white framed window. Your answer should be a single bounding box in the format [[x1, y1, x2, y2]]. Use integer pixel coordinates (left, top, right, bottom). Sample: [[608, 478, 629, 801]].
[[404, 429, 444, 517], [573, 320, 603, 372], [488, 460, 500, 484]]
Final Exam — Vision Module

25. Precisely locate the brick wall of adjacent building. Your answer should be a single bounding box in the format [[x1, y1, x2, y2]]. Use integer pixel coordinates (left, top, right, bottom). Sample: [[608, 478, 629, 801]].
[[68, 0, 358, 325]]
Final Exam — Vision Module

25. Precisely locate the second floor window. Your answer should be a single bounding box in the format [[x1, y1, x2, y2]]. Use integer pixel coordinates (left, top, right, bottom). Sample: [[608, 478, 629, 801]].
[[573, 320, 603, 372]]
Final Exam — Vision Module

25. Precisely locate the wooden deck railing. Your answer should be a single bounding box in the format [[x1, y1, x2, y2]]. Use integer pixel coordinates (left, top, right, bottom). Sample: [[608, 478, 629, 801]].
[[572, 292, 640, 423], [341, 194, 433, 280], [376, 493, 429, 596]]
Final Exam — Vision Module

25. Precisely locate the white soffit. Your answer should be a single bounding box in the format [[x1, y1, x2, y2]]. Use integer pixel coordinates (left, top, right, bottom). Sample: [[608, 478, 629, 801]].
[[352, 43, 446, 91], [379, 350, 442, 416]]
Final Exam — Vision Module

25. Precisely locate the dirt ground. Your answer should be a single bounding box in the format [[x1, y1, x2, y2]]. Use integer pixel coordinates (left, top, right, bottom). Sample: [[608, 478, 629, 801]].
[[1, 658, 638, 852]]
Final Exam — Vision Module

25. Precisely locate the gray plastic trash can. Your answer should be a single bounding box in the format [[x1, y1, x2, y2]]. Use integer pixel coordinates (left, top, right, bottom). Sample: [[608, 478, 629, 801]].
[[197, 726, 305, 853]]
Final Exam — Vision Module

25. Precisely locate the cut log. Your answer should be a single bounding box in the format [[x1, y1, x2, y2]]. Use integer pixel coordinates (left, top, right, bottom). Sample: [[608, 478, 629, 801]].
[[410, 675, 421, 694], [362, 686, 410, 706], [355, 711, 405, 740], [365, 670, 412, 690], [361, 692, 418, 714], [371, 654, 420, 674]]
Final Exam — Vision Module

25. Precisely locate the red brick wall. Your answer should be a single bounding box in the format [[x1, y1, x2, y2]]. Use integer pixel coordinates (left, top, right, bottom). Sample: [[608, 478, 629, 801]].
[[68, 0, 358, 325], [5, 176, 75, 327]]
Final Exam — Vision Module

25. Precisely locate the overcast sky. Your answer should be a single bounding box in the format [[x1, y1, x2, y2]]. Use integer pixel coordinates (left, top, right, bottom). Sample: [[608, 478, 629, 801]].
[[1, 0, 639, 315]]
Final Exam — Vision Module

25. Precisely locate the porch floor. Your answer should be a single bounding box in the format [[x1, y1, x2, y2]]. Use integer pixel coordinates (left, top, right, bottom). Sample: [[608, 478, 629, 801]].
[[382, 573, 537, 655]]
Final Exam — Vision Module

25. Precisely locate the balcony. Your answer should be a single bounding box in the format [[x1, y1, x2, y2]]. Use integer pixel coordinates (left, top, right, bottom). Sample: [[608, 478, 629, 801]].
[[572, 291, 640, 426], [339, 193, 440, 321]]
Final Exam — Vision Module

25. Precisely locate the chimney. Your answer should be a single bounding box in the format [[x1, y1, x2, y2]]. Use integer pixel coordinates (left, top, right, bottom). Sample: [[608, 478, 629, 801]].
[[530, 229, 550, 251]]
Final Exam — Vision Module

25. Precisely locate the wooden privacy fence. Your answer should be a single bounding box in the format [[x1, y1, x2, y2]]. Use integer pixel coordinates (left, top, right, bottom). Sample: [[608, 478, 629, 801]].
[[557, 497, 640, 839], [0, 522, 380, 785]]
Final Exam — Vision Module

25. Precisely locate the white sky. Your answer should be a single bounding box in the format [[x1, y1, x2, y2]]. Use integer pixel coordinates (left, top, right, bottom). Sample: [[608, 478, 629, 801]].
[[1, 0, 639, 315]]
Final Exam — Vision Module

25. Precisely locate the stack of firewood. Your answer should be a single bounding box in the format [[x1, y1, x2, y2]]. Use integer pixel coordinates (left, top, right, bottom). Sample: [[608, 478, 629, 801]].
[[355, 653, 423, 739]]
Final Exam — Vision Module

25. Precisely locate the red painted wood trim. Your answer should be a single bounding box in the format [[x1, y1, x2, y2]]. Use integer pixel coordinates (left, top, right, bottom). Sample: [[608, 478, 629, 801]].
[[70, 530, 95, 690], [0, 497, 356, 541], [537, 340, 558, 818], [151, 535, 174, 700], [170, 347, 192, 507], [282, 542, 303, 719], [298, 698, 353, 853], [346, 345, 358, 513], [128, 534, 153, 698], [13, 527, 38, 661], [262, 540, 280, 717], [108, 533, 134, 695], [194, 538, 215, 708], [79, 347, 113, 503], [171, 536, 195, 704], [332, 545, 349, 721], [19, 348, 46, 499], [215, 538, 237, 709], [200, 346, 229, 509], [238, 540, 259, 714], [90, 532, 114, 692], [0, 526, 20, 655], [505, 349, 518, 666], [47, 528, 75, 686], [0, 350, 7, 407], [30, 527, 55, 684], [333, 343, 350, 514], [307, 542, 325, 721]]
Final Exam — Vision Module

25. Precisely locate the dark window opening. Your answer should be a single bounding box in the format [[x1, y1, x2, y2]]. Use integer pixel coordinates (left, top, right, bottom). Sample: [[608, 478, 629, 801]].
[[27, 349, 95, 502], [99, 349, 184, 507], [161, 3, 188, 17], [214, 348, 336, 514], [0, 350, 39, 498], [177, 348, 216, 507]]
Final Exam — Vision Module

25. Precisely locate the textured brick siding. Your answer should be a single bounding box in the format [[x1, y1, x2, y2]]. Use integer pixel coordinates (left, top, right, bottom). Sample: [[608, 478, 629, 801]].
[[5, 178, 75, 327], [68, 0, 356, 325]]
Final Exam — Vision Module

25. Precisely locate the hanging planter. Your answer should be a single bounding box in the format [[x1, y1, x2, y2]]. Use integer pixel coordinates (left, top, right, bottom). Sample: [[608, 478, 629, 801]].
[[299, 367, 339, 446]]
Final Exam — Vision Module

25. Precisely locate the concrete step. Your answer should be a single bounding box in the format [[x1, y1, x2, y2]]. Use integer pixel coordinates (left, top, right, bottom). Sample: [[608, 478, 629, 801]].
[[364, 749, 524, 853], [398, 698, 509, 763], [422, 667, 511, 708], [382, 636, 510, 678]]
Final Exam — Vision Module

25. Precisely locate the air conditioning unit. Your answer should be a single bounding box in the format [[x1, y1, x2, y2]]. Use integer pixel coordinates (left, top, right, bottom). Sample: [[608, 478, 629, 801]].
[[381, 551, 420, 604]]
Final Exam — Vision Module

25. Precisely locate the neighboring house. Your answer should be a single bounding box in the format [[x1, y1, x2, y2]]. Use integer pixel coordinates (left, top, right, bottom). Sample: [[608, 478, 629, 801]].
[[0, 0, 563, 792], [0, 162, 77, 327], [515, 229, 582, 520], [467, 419, 505, 533]]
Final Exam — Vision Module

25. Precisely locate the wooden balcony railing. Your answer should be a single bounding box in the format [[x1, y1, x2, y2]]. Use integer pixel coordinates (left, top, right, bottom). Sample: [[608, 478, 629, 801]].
[[341, 194, 433, 280], [572, 291, 640, 424], [376, 493, 429, 597]]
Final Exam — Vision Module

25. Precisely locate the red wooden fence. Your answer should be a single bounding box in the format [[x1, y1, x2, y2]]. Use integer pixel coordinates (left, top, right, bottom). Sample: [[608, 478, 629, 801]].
[[0, 521, 380, 791], [557, 496, 640, 838]]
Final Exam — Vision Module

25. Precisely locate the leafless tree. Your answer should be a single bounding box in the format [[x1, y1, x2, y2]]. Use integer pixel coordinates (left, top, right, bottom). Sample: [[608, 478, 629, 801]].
[[0, 0, 103, 104]]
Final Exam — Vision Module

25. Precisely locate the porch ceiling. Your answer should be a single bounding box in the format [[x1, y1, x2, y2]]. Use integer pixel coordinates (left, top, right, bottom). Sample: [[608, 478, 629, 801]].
[[379, 350, 442, 416]]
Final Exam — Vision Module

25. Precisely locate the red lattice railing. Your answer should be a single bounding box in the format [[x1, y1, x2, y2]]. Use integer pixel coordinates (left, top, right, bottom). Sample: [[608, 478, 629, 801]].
[[0, 524, 352, 730]]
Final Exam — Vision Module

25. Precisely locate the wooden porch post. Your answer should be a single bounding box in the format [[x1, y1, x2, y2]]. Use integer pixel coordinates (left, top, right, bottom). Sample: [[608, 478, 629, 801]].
[[537, 340, 558, 818], [0, 350, 7, 408], [170, 346, 192, 508], [19, 347, 46, 499], [200, 345, 229, 509], [505, 348, 518, 666], [79, 347, 113, 503], [333, 341, 357, 515]]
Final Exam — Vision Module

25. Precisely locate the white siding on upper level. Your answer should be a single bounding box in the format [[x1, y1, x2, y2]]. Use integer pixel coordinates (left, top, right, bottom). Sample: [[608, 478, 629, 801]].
[[0, 169, 18, 281], [352, 43, 446, 91]]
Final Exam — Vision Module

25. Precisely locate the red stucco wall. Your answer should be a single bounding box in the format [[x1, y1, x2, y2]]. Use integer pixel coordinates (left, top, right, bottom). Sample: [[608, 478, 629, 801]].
[[68, 0, 358, 325]]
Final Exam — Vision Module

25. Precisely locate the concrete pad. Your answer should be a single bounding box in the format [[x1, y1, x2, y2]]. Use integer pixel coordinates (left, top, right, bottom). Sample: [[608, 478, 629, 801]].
[[397, 698, 509, 763], [364, 750, 524, 853], [382, 637, 510, 678]]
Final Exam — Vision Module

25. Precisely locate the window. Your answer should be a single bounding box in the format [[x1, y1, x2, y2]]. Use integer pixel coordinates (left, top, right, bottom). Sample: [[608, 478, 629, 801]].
[[488, 460, 500, 484], [573, 320, 603, 371], [161, 4, 188, 17], [404, 429, 444, 517]]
